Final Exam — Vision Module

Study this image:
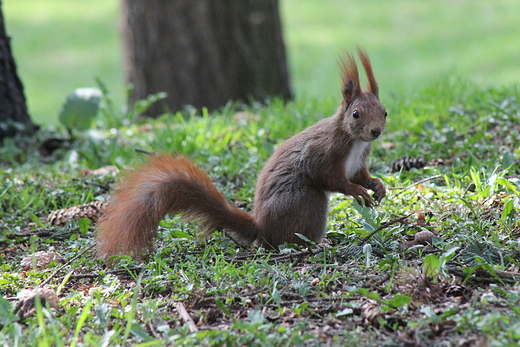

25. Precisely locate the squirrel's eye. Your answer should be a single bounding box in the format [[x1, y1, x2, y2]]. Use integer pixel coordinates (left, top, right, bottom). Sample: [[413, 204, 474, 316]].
[[352, 110, 360, 119], [384, 111, 388, 118]]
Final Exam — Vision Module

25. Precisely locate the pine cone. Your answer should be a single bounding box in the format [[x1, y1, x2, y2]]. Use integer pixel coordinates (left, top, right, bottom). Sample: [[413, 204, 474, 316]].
[[48, 201, 108, 226], [14, 288, 59, 320], [390, 156, 426, 173], [20, 251, 64, 270], [414, 230, 435, 245], [361, 300, 383, 326]]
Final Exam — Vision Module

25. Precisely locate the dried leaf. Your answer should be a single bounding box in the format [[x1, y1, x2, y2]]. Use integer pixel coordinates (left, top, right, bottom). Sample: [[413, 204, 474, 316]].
[[81, 165, 120, 177]]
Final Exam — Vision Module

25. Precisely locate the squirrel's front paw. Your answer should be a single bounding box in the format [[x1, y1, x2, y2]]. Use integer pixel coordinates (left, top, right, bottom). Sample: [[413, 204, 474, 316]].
[[370, 178, 386, 202], [346, 184, 373, 207]]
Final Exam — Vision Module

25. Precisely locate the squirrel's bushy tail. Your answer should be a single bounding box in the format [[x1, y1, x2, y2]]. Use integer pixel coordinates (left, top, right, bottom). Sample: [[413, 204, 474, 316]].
[[96, 154, 257, 259]]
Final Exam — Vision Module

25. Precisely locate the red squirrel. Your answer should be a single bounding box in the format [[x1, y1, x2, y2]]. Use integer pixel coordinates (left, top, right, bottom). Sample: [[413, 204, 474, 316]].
[[96, 48, 387, 259]]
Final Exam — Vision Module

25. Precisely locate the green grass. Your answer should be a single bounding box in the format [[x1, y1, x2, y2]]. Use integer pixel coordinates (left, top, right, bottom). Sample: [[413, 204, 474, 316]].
[[1, 1, 520, 345], [4, 0, 520, 125], [1, 81, 520, 345]]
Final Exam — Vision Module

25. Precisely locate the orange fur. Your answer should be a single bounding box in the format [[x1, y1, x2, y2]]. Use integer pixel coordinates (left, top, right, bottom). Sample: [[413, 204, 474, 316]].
[[340, 52, 361, 96], [96, 155, 256, 258], [357, 47, 379, 97]]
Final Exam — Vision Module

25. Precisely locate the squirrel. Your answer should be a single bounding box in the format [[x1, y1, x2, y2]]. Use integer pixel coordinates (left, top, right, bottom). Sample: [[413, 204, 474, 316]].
[[96, 48, 387, 259]]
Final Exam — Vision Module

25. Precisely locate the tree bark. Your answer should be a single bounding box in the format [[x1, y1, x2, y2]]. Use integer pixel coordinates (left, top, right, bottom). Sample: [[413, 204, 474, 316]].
[[121, 0, 292, 117], [0, 2, 35, 143]]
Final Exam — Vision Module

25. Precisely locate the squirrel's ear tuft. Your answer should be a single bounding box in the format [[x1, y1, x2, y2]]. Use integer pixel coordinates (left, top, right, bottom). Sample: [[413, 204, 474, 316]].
[[357, 47, 379, 98], [339, 52, 361, 104]]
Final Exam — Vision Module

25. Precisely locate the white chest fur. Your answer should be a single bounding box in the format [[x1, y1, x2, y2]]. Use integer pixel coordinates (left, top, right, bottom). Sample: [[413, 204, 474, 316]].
[[344, 141, 369, 179]]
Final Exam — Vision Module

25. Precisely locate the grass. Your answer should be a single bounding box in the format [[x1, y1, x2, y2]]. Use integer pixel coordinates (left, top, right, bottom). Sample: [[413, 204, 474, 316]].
[[1, 80, 520, 345], [1, 0, 520, 345], [4, 0, 520, 125]]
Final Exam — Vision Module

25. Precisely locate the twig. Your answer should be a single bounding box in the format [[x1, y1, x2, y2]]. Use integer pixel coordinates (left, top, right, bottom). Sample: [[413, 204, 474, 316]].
[[362, 273, 391, 289], [263, 295, 361, 308], [174, 301, 199, 332], [266, 246, 325, 263], [359, 213, 413, 245], [446, 265, 519, 285], [220, 227, 251, 250], [227, 247, 318, 263], [40, 244, 96, 287], [394, 174, 443, 197], [69, 266, 145, 280], [489, 269, 520, 281], [68, 273, 101, 280], [190, 292, 362, 310], [224, 245, 325, 264], [231, 251, 269, 261], [71, 178, 112, 192], [5, 228, 56, 239], [134, 148, 156, 156]]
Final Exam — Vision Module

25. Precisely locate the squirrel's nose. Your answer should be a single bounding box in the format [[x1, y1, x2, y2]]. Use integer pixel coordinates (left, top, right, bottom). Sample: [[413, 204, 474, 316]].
[[371, 129, 381, 138]]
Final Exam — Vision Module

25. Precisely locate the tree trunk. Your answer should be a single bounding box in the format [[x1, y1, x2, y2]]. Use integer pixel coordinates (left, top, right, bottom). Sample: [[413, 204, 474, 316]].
[[121, 0, 292, 117], [0, 3, 35, 143]]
